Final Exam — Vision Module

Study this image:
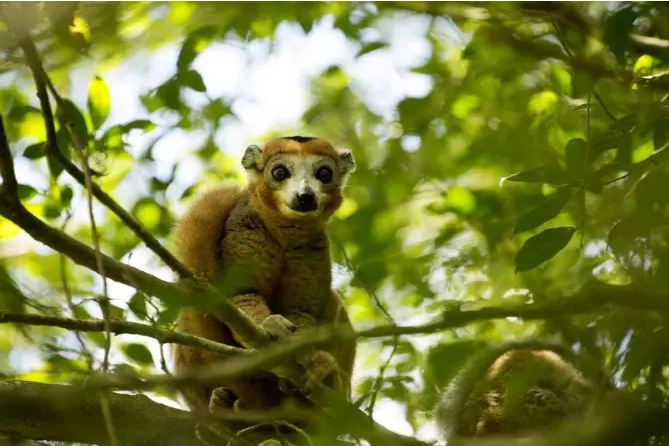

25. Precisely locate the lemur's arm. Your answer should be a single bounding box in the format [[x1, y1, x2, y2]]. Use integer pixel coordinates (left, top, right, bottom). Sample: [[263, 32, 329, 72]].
[[218, 220, 295, 344]]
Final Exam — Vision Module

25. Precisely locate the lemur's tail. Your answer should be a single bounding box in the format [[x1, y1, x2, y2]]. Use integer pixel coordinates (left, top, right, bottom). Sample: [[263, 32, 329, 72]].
[[172, 186, 242, 278]]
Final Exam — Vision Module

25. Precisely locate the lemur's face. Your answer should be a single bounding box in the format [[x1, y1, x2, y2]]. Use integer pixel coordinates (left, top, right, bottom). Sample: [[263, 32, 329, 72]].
[[242, 137, 354, 221], [264, 153, 339, 218]]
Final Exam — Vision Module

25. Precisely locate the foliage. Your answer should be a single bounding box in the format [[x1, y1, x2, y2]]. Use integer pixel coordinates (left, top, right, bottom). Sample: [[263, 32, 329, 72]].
[[1, 2, 669, 445]]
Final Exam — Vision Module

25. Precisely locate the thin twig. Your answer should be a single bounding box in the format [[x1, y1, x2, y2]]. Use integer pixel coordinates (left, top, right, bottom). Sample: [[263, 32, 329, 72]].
[[66, 116, 114, 370], [0, 312, 248, 357], [580, 93, 591, 250], [593, 90, 617, 122], [336, 240, 398, 416], [59, 216, 94, 369]]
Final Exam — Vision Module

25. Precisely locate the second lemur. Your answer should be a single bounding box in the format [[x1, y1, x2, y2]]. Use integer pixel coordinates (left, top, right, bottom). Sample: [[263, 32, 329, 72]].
[[435, 342, 603, 440], [172, 136, 356, 412]]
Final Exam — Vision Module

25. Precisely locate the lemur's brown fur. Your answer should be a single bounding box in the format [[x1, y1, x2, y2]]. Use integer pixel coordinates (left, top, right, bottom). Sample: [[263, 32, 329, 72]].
[[172, 137, 355, 412], [436, 345, 600, 439]]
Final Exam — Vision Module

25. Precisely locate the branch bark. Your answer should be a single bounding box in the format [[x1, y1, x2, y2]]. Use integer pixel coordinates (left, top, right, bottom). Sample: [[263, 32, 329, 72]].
[[0, 380, 199, 446], [0, 311, 247, 357]]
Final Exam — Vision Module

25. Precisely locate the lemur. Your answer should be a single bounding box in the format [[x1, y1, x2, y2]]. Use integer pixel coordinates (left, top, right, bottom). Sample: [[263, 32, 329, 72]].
[[172, 136, 356, 413], [435, 342, 603, 440]]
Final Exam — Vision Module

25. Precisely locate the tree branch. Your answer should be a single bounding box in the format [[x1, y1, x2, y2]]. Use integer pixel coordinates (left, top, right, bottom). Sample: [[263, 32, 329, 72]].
[[18, 36, 193, 279], [3, 280, 668, 394], [0, 380, 200, 446], [0, 311, 248, 357], [0, 116, 17, 197]]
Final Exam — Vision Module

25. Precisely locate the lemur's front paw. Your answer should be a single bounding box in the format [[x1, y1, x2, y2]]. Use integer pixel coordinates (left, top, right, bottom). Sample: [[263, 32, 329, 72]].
[[261, 314, 296, 340], [209, 387, 237, 416], [300, 350, 343, 394]]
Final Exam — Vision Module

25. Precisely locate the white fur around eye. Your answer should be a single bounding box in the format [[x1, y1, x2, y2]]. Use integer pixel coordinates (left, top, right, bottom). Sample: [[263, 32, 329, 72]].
[[265, 153, 338, 217]]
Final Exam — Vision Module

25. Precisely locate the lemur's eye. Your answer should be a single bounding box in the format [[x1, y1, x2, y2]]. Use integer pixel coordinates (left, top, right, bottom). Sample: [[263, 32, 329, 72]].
[[315, 166, 333, 184], [271, 165, 290, 182]]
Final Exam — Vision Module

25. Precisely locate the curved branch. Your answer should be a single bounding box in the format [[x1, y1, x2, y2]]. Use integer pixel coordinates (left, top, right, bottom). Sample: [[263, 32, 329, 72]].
[[19, 36, 193, 279]]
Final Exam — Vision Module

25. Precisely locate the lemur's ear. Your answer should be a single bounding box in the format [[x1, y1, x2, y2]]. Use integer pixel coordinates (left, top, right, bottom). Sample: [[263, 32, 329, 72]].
[[242, 144, 263, 171], [337, 149, 355, 175]]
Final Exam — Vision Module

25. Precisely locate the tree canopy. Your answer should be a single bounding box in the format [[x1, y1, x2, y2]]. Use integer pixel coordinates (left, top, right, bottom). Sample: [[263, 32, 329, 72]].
[[1, 2, 669, 445]]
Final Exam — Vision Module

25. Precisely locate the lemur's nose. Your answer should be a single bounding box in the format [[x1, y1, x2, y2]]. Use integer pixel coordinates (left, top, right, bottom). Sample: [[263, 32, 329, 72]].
[[297, 191, 317, 211]]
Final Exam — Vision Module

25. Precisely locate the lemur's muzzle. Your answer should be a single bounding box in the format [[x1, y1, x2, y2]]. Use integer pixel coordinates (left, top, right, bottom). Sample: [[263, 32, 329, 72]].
[[292, 191, 317, 212]]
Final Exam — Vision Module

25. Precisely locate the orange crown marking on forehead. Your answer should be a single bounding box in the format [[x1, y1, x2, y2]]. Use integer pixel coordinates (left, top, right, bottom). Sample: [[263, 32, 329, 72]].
[[262, 137, 339, 162]]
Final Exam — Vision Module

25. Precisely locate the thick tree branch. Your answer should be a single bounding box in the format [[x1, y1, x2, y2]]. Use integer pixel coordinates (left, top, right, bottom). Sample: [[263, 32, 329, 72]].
[[0, 380, 200, 446], [19, 36, 193, 279], [3, 280, 669, 393], [0, 188, 268, 347]]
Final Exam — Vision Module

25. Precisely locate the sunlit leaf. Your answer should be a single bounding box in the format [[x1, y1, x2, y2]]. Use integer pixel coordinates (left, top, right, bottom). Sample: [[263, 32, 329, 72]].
[[504, 167, 571, 185], [87, 75, 111, 129]]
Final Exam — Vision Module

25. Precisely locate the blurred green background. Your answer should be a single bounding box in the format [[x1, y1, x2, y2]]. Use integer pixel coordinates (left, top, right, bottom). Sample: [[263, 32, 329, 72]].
[[1, 2, 669, 442]]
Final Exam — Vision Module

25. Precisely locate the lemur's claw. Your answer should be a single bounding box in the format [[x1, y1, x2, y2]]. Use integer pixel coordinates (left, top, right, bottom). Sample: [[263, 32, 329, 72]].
[[300, 350, 343, 395], [209, 387, 237, 415], [261, 314, 296, 340]]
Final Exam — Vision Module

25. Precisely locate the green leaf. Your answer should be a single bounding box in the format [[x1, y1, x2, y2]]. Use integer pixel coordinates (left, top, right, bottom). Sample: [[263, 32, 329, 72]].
[[60, 185, 73, 206], [57, 99, 89, 145], [654, 118, 669, 151], [17, 184, 38, 200], [22, 142, 46, 159], [504, 166, 571, 185], [121, 119, 156, 133], [155, 79, 181, 110], [515, 227, 576, 272], [605, 217, 666, 256], [177, 26, 218, 73], [87, 75, 111, 129], [604, 6, 638, 62], [182, 69, 207, 92], [514, 187, 571, 234], [122, 343, 154, 365], [128, 292, 148, 320], [357, 41, 387, 57], [565, 138, 588, 177]]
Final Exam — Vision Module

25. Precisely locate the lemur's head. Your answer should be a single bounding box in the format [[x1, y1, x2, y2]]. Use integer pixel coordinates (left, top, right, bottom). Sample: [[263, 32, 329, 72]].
[[242, 136, 355, 220]]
